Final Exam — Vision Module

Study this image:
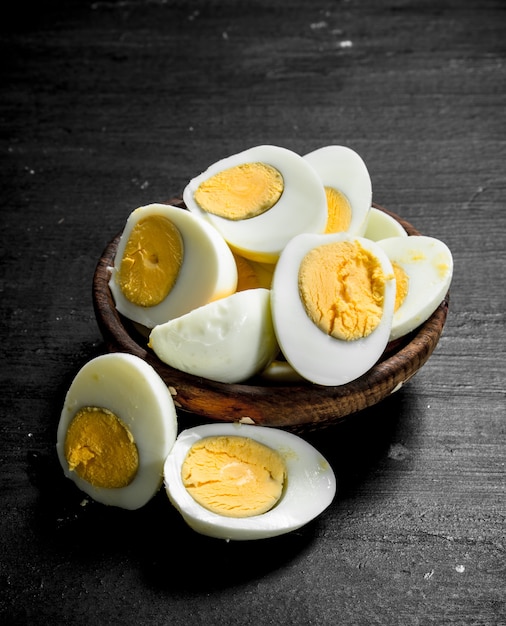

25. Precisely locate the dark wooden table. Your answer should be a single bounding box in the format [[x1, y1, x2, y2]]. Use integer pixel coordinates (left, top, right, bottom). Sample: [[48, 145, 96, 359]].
[[1, 1, 505, 624]]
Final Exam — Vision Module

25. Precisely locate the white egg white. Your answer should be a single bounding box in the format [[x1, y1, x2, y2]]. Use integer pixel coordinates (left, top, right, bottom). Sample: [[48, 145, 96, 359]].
[[56, 353, 178, 510], [109, 203, 238, 328], [163, 423, 337, 541], [149, 288, 279, 384], [271, 233, 396, 386], [363, 207, 408, 241], [303, 145, 372, 236], [182, 145, 328, 263], [377, 235, 453, 341]]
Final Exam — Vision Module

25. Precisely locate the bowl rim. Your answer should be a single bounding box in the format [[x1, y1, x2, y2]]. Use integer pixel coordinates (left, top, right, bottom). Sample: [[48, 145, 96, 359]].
[[92, 202, 449, 432]]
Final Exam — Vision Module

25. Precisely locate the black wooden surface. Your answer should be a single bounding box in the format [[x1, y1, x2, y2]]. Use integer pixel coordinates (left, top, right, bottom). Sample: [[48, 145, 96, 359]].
[[1, 1, 505, 624]]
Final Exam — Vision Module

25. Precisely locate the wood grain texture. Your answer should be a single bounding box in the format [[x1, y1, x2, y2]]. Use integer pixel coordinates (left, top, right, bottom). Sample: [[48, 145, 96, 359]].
[[1, 0, 505, 624]]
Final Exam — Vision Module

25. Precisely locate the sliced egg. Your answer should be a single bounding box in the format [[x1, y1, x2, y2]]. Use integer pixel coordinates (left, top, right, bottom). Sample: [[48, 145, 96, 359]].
[[56, 353, 178, 510], [182, 145, 328, 263], [109, 203, 238, 328], [303, 145, 372, 236], [164, 422, 336, 540], [377, 235, 453, 341], [271, 232, 396, 386], [363, 206, 408, 241], [149, 288, 279, 384]]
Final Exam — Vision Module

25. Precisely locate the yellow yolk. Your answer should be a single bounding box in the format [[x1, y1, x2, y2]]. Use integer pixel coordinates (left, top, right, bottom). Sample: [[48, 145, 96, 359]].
[[117, 214, 184, 307], [64, 407, 139, 489], [324, 187, 352, 233], [392, 261, 410, 312], [233, 252, 262, 291], [181, 436, 287, 518], [298, 240, 389, 341], [194, 162, 284, 220], [233, 252, 275, 290]]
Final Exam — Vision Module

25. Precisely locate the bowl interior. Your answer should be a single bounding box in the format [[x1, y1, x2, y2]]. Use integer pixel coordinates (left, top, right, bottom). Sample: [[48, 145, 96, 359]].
[[92, 203, 449, 432]]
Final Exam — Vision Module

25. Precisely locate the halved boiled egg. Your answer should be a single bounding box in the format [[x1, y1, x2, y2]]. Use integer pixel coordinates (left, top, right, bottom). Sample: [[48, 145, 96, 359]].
[[271, 233, 396, 386], [164, 422, 336, 540], [109, 203, 238, 328], [56, 353, 178, 510], [377, 235, 453, 341], [182, 145, 328, 263], [303, 145, 372, 236], [364, 206, 408, 241], [148, 288, 279, 384]]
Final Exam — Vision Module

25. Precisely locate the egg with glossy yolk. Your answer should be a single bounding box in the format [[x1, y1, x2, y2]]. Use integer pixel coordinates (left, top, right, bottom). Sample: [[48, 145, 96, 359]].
[[377, 235, 453, 341], [148, 288, 279, 384], [182, 145, 328, 263], [303, 145, 373, 237], [108, 203, 238, 329], [163, 422, 336, 540], [270, 232, 396, 386], [56, 353, 178, 510]]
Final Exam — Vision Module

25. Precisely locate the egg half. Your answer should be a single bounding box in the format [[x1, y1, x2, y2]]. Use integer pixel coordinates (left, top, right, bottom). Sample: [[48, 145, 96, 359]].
[[164, 422, 336, 541], [56, 353, 178, 510], [109, 203, 238, 328], [377, 235, 453, 340], [303, 145, 372, 236], [183, 145, 328, 263], [149, 288, 279, 384], [271, 232, 396, 386]]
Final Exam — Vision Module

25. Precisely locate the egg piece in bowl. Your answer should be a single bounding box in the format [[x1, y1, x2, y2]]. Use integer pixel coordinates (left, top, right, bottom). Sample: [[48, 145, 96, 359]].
[[303, 145, 372, 237], [182, 145, 328, 263], [108, 203, 238, 329], [271, 232, 396, 386], [364, 206, 408, 241], [377, 235, 453, 341], [56, 353, 178, 510], [148, 288, 279, 384], [163, 422, 336, 541]]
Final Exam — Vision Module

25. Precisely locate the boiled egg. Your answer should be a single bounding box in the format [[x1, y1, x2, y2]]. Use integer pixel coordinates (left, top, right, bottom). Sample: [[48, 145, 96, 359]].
[[377, 235, 453, 341], [56, 353, 178, 510], [303, 145, 372, 236], [148, 288, 279, 384], [363, 206, 408, 241], [109, 203, 238, 329], [182, 145, 328, 263], [163, 422, 336, 540], [271, 232, 396, 386]]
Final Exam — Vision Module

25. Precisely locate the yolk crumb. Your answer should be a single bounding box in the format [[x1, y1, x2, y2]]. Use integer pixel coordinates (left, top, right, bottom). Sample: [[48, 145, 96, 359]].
[[298, 240, 390, 341], [117, 214, 184, 307], [392, 262, 410, 312], [181, 436, 286, 518], [194, 162, 284, 220], [64, 406, 139, 489], [323, 187, 352, 233]]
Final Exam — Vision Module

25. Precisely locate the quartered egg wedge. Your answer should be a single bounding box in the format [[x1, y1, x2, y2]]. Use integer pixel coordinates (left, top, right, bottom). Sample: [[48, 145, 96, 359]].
[[271, 232, 396, 386], [363, 206, 408, 241], [377, 235, 453, 341], [56, 353, 178, 510], [148, 288, 279, 384], [182, 145, 328, 263], [163, 422, 337, 541], [303, 145, 372, 237], [109, 203, 238, 329]]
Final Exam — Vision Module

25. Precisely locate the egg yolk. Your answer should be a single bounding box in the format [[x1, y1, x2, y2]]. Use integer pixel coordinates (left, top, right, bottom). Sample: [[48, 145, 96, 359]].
[[324, 187, 352, 233], [64, 406, 139, 489], [181, 436, 286, 518], [392, 261, 410, 312], [194, 162, 284, 220], [298, 240, 390, 341], [117, 214, 184, 307], [233, 252, 262, 291]]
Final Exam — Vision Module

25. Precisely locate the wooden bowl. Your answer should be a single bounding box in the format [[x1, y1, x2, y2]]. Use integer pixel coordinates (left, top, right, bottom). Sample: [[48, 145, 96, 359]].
[[92, 202, 449, 432]]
